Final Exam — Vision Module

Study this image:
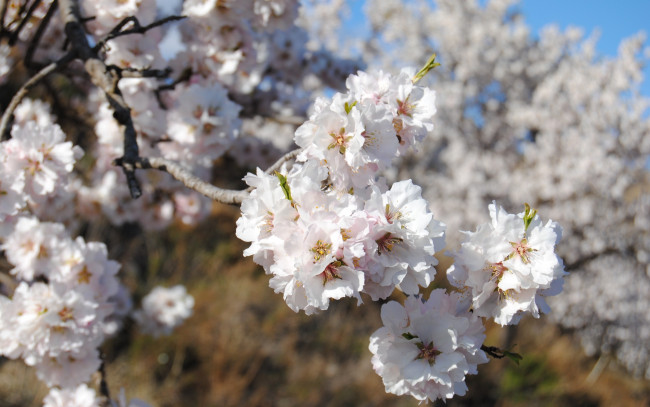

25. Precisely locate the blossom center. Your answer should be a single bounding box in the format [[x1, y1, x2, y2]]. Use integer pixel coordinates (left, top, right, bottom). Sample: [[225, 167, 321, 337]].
[[507, 238, 536, 264], [328, 127, 349, 154], [319, 260, 343, 285], [58, 307, 74, 322], [310, 239, 332, 262], [487, 262, 508, 282], [376, 233, 403, 254], [416, 341, 442, 365], [77, 266, 92, 284]]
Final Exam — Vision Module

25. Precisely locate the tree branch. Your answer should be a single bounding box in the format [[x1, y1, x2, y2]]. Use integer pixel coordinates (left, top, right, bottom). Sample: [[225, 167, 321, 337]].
[[564, 247, 628, 272], [0, 55, 73, 140], [8, 0, 42, 45], [24, 0, 59, 69], [59, 0, 143, 197], [93, 15, 186, 53], [114, 156, 250, 205], [264, 147, 302, 176]]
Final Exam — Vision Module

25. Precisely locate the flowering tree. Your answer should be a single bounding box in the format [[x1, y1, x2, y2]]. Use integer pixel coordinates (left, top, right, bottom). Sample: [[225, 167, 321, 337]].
[[0, 0, 644, 405]]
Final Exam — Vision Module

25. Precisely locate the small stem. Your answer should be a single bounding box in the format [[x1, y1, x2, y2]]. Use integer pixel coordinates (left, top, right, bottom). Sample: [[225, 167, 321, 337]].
[[98, 352, 111, 407], [585, 353, 609, 385]]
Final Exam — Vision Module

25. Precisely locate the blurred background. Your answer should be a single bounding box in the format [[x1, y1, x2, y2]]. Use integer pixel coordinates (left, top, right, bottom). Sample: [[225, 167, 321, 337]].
[[1, 0, 649, 406]]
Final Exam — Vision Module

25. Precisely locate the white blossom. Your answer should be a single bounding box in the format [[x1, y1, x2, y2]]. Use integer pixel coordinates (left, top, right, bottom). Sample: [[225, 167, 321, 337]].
[[369, 291, 488, 403], [43, 384, 100, 407], [133, 285, 194, 337]]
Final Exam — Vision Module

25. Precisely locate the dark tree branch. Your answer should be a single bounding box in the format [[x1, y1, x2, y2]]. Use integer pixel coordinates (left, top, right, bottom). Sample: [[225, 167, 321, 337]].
[[155, 67, 192, 108], [8, 0, 42, 45], [481, 345, 506, 359], [59, 0, 144, 197], [105, 64, 172, 79], [93, 14, 185, 53], [98, 352, 111, 407], [24, 0, 58, 69]]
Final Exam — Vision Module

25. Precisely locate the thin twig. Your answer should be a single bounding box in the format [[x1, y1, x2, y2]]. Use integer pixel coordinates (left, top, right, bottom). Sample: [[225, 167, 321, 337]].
[[8, 0, 42, 45], [24, 0, 58, 69], [106, 64, 172, 79], [0, 55, 73, 140], [157, 67, 192, 92], [264, 147, 302, 175], [0, 0, 9, 38], [114, 156, 250, 205], [481, 345, 506, 359], [93, 15, 185, 53], [98, 352, 111, 407]]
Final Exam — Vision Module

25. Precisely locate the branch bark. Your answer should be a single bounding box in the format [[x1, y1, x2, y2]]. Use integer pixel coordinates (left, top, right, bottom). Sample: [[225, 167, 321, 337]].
[[59, 0, 143, 197], [115, 156, 251, 205]]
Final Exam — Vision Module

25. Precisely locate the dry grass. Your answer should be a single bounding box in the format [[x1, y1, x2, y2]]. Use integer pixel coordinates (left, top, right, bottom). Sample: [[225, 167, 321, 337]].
[[1, 204, 649, 406]]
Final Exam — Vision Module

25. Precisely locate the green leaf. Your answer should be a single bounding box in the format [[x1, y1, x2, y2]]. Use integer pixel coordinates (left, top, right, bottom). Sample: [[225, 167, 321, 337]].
[[504, 350, 524, 366], [344, 101, 358, 114], [412, 53, 441, 84], [401, 332, 419, 340], [274, 171, 293, 202], [523, 203, 538, 233]]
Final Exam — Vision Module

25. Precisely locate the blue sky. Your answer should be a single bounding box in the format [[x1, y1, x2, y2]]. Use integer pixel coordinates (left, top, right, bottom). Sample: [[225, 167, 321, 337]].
[[519, 0, 650, 96], [344, 0, 650, 96]]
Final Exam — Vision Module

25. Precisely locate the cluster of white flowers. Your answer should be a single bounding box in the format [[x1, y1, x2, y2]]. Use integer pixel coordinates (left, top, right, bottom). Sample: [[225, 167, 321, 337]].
[[237, 66, 566, 402], [370, 291, 489, 403], [0, 217, 121, 387], [448, 202, 566, 325], [0, 118, 192, 402], [0, 121, 81, 209], [133, 285, 195, 337], [237, 69, 445, 314]]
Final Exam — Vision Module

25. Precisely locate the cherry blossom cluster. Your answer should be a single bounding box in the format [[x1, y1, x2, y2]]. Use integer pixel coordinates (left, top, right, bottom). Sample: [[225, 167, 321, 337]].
[[237, 66, 566, 402], [0, 216, 121, 388], [447, 202, 566, 326], [0, 120, 193, 399], [237, 68, 445, 314], [133, 285, 195, 338], [369, 291, 489, 403]]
